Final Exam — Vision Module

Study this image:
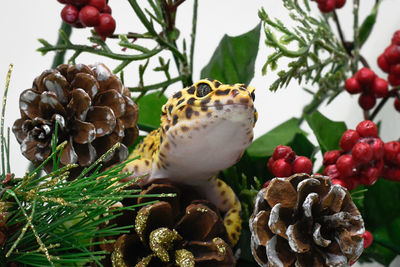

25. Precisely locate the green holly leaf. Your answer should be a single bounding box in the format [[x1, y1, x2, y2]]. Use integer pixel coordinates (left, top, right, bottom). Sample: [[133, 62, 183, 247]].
[[200, 23, 261, 85], [358, 179, 400, 266], [305, 111, 347, 154], [136, 91, 167, 132], [288, 133, 316, 160], [247, 118, 306, 158]]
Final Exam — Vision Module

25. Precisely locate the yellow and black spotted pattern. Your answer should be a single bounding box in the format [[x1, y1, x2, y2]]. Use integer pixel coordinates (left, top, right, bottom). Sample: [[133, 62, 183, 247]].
[[123, 79, 257, 245]]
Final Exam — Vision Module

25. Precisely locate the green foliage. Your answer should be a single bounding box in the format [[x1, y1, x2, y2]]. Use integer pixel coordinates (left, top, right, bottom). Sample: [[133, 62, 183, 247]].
[[259, 0, 352, 120], [200, 23, 261, 85], [247, 118, 306, 158], [359, 1, 380, 47], [305, 110, 347, 154], [358, 179, 400, 266], [136, 91, 168, 132]]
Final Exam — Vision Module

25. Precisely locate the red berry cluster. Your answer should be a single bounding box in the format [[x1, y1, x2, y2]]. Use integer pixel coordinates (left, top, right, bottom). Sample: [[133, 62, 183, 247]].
[[377, 30, 400, 113], [312, 0, 346, 13], [323, 120, 384, 190], [58, 0, 116, 37], [382, 141, 400, 181], [267, 145, 313, 177], [345, 67, 388, 110], [377, 30, 400, 86]]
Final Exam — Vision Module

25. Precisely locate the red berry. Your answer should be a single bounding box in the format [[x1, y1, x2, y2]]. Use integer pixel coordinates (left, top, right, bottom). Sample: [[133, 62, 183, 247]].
[[94, 14, 116, 37], [358, 93, 376, 110], [335, 0, 346, 8], [324, 164, 341, 180], [377, 54, 390, 73], [392, 30, 400, 45], [355, 68, 376, 85], [331, 178, 346, 187], [383, 167, 400, 181], [292, 156, 313, 174], [102, 4, 112, 14], [318, 0, 336, 13], [336, 155, 356, 177], [272, 145, 295, 162], [363, 230, 373, 249], [69, 0, 90, 5], [57, 0, 69, 3], [390, 64, 400, 77], [323, 150, 341, 165], [356, 120, 378, 137], [61, 4, 79, 24], [267, 157, 275, 171], [384, 141, 400, 162], [395, 98, 400, 112], [371, 78, 388, 98], [263, 180, 271, 188], [271, 159, 292, 177], [370, 138, 384, 160], [79, 6, 100, 27], [397, 154, 400, 166], [340, 130, 360, 151], [344, 78, 362, 94], [388, 73, 400, 86], [352, 142, 373, 164], [360, 166, 380, 186], [384, 44, 400, 64], [89, 0, 106, 12]]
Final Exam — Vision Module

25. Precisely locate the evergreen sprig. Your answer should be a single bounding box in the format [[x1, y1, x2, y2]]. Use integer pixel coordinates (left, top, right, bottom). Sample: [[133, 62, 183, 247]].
[[259, 0, 351, 119], [0, 65, 165, 267]]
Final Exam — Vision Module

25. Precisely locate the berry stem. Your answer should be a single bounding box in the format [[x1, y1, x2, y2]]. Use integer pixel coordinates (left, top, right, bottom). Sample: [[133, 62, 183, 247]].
[[370, 87, 400, 121], [363, 110, 370, 120], [352, 0, 361, 73], [333, 11, 349, 55]]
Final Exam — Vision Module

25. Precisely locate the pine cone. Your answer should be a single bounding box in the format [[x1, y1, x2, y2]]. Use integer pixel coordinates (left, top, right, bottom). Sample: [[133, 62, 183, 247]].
[[12, 63, 138, 176], [249, 174, 364, 267], [97, 183, 235, 267]]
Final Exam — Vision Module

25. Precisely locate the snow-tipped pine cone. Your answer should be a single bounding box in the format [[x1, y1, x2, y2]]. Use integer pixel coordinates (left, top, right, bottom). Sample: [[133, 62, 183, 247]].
[[96, 183, 235, 267], [12, 63, 138, 177], [249, 174, 364, 267]]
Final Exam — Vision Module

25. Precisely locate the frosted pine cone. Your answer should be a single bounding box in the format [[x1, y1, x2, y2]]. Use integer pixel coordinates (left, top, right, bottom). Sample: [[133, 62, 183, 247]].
[[13, 63, 138, 176], [249, 174, 364, 266]]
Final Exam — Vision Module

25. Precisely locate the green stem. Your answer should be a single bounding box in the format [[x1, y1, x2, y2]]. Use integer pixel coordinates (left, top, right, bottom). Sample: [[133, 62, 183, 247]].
[[51, 22, 72, 69], [39, 39, 162, 61], [127, 0, 186, 62], [352, 0, 360, 73], [1, 64, 12, 178], [190, 0, 198, 76], [128, 75, 184, 92]]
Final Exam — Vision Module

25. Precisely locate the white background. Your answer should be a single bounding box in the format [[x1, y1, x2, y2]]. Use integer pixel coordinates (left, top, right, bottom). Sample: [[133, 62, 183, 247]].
[[1, 1, 400, 266]]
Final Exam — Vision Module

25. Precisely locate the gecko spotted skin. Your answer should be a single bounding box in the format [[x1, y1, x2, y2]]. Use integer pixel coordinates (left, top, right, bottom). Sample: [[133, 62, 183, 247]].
[[123, 79, 257, 245]]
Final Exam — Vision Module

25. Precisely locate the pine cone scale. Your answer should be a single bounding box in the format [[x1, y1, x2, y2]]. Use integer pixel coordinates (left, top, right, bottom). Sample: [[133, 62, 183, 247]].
[[67, 88, 91, 121], [72, 119, 96, 144], [42, 72, 69, 104], [71, 73, 99, 98], [19, 89, 41, 119]]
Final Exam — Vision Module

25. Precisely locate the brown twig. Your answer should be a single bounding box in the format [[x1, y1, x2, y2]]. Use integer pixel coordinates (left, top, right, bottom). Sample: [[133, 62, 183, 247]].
[[370, 88, 400, 121]]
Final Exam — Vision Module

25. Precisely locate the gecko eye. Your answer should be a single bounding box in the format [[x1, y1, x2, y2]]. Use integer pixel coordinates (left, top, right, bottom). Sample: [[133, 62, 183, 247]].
[[196, 83, 212, 97]]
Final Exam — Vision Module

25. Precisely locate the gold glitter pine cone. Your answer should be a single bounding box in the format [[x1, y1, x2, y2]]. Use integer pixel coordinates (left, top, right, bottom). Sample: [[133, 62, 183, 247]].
[[99, 183, 236, 267], [12, 63, 139, 176], [249, 173, 365, 267]]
